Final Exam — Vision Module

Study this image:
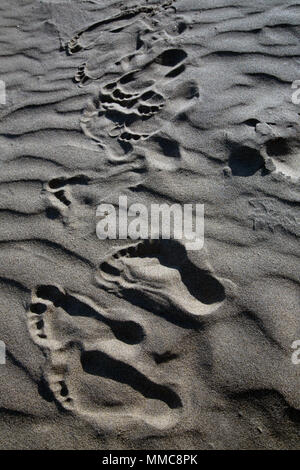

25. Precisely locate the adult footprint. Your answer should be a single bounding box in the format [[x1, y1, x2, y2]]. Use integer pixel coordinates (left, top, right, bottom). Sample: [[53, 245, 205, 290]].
[[27, 285, 182, 432], [96, 239, 226, 320], [262, 137, 300, 181]]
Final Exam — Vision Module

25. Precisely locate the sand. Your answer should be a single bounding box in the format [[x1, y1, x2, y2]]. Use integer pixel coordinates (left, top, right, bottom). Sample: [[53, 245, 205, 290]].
[[0, 0, 300, 450]]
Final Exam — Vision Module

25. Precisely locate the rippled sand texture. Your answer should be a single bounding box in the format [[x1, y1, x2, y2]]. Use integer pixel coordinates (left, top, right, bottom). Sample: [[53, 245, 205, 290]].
[[0, 0, 300, 450]]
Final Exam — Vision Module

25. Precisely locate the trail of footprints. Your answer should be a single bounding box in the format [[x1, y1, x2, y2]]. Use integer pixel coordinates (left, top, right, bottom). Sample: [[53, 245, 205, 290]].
[[67, 1, 192, 163], [25, 0, 300, 434], [29, 2, 208, 430], [27, 239, 226, 430]]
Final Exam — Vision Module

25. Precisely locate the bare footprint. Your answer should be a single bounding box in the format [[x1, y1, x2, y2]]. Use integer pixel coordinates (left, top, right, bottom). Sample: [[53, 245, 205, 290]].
[[67, 1, 177, 57], [96, 239, 226, 320], [44, 174, 91, 216], [27, 285, 183, 433], [80, 46, 189, 161]]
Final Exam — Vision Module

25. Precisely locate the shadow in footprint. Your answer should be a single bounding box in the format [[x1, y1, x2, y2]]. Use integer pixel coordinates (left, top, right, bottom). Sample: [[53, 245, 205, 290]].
[[153, 351, 179, 364], [38, 377, 56, 403], [265, 137, 290, 157], [155, 49, 187, 67], [48, 175, 90, 190], [81, 349, 182, 409], [35, 285, 145, 345], [166, 64, 186, 78], [152, 135, 181, 159], [148, 240, 225, 305], [228, 145, 265, 177], [45, 207, 60, 220], [99, 239, 225, 328]]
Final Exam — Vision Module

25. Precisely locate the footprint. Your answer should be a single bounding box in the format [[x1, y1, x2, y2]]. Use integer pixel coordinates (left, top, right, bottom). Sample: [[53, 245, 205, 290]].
[[48, 174, 90, 190], [27, 285, 183, 432], [96, 239, 226, 320], [81, 47, 188, 152], [32, 284, 145, 345], [67, 4, 193, 168]]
